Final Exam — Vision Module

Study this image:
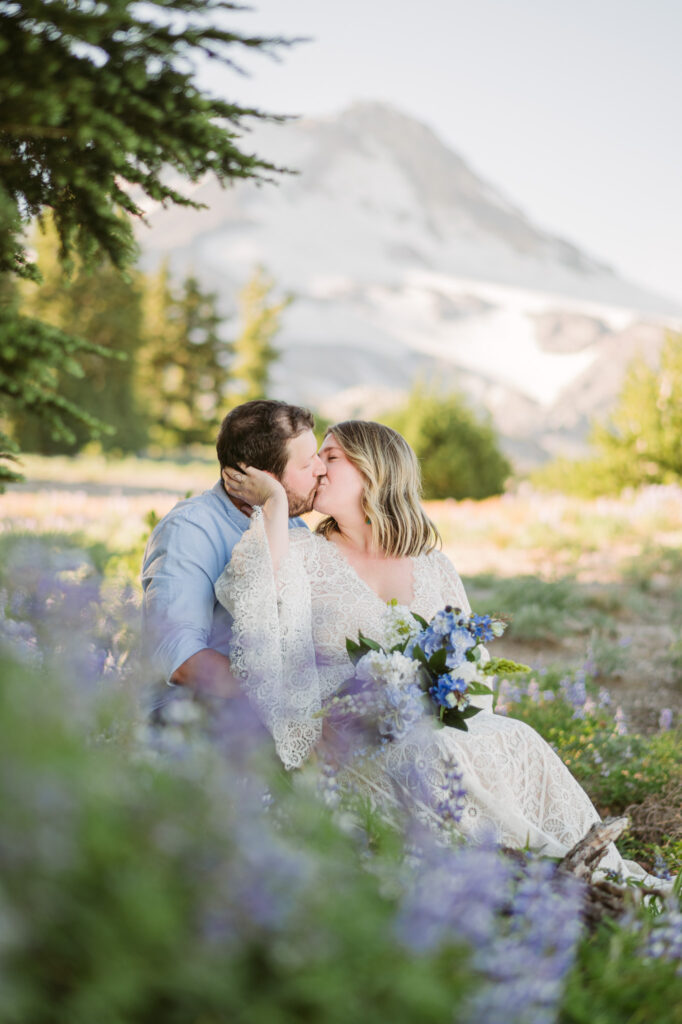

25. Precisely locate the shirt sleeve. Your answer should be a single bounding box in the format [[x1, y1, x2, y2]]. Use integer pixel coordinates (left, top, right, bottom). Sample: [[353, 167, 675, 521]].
[[141, 514, 225, 682]]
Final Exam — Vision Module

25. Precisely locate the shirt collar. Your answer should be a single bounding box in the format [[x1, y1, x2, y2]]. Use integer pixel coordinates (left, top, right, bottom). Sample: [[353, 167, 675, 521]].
[[211, 479, 252, 527]]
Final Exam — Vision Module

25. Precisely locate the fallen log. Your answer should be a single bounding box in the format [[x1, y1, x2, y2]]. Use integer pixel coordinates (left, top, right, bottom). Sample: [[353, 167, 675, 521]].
[[558, 816, 668, 927]]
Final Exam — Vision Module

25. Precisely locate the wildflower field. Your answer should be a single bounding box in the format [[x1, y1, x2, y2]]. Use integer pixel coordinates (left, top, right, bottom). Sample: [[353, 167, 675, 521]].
[[1, 454, 681, 1023]]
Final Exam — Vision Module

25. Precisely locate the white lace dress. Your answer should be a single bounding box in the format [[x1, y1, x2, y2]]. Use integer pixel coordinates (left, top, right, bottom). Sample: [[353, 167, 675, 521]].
[[216, 511, 636, 873]]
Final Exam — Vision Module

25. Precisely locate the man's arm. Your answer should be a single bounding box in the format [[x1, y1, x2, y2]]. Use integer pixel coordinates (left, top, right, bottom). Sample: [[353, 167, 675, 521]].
[[142, 513, 239, 695], [170, 648, 240, 698]]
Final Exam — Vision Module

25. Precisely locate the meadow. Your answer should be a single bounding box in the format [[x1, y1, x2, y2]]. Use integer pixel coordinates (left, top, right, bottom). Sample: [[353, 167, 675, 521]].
[[1, 453, 681, 1022]]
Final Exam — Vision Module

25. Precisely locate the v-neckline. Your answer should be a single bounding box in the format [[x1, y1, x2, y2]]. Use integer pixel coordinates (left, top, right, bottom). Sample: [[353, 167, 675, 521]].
[[324, 536, 418, 608]]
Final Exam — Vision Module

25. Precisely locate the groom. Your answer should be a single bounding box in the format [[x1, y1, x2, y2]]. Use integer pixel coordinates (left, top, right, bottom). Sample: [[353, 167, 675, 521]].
[[141, 399, 326, 702]]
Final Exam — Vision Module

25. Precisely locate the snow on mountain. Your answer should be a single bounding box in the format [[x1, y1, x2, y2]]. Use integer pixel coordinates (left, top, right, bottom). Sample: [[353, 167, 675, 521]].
[[136, 101, 681, 466]]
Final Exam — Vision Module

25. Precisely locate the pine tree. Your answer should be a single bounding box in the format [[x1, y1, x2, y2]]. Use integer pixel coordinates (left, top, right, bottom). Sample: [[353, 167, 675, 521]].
[[11, 224, 148, 454], [227, 266, 292, 405], [0, 0, 295, 484], [590, 332, 682, 485], [140, 265, 232, 447]]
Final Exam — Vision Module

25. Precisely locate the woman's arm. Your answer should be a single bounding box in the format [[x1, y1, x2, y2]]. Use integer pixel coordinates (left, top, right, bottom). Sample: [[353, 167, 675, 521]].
[[214, 490, 321, 769], [222, 465, 289, 573]]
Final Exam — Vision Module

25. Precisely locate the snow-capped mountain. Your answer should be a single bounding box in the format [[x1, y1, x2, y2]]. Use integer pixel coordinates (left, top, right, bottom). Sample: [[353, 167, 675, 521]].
[[136, 101, 680, 466]]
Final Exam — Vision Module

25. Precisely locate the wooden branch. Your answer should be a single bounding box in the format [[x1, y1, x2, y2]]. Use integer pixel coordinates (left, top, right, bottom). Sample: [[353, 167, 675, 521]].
[[559, 816, 630, 881]]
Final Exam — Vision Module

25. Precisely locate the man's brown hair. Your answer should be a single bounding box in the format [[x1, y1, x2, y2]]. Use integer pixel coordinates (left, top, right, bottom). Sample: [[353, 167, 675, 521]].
[[216, 400, 315, 479]]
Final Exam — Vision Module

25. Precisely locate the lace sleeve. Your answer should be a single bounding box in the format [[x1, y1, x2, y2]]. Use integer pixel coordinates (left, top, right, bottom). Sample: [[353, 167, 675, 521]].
[[214, 509, 322, 769], [432, 549, 471, 614]]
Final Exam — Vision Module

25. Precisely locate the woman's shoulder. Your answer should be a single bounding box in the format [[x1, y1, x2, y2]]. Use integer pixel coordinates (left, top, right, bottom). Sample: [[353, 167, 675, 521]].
[[418, 546, 466, 591], [420, 546, 459, 573], [289, 527, 330, 560]]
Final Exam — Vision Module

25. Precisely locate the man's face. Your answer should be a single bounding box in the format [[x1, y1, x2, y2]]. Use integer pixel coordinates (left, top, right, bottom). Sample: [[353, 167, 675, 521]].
[[281, 429, 327, 516]]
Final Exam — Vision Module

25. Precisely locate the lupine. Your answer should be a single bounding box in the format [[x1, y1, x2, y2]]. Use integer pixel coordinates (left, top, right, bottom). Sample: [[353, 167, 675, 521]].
[[659, 707, 673, 731], [614, 705, 628, 736], [628, 896, 682, 977], [397, 835, 585, 1024]]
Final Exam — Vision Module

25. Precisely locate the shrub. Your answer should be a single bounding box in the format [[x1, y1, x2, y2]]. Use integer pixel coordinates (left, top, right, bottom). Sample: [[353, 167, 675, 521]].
[[384, 384, 511, 500]]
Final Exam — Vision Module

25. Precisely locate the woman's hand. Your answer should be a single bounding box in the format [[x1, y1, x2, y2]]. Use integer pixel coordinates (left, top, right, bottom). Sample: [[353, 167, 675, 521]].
[[222, 464, 287, 510], [223, 464, 289, 572]]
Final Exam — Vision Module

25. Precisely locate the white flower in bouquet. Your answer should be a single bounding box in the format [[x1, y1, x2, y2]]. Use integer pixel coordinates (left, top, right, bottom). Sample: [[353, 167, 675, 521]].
[[356, 649, 421, 689], [383, 601, 422, 650]]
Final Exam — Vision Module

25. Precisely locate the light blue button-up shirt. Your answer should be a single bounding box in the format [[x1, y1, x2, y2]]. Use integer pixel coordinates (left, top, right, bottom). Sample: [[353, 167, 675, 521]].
[[141, 480, 306, 683]]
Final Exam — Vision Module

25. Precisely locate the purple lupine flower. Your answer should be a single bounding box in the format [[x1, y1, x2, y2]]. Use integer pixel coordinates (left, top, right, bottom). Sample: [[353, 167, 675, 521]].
[[634, 895, 682, 976], [527, 679, 541, 703], [464, 859, 584, 1024], [496, 678, 513, 715], [614, 705, 628, 736], [396, 836, 514, 953], [659, 708, 673, 731], [435, 752, 466, 825]]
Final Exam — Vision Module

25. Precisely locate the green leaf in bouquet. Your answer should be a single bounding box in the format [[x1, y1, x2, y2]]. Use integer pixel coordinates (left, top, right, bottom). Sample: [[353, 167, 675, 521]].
[[466, 681, 493, 696], [358, 633, 383, 652], [411, 644, 429, 668], [427, 647, 448, 674], [460, 706, 482, 718], [416, 665, 433, 693], [482, 657, 531, 676], [346, 637, 373, 666], [412, 612, 429, 629], [441, 705, 483, 731]]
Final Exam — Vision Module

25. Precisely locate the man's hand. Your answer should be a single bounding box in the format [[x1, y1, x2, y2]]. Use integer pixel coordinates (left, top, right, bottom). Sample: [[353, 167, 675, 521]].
[[171, 648, 240, 699]]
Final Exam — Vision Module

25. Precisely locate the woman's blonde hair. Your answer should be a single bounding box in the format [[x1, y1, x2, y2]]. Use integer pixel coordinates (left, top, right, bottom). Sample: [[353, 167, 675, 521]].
[[315, 420, 441, 557]]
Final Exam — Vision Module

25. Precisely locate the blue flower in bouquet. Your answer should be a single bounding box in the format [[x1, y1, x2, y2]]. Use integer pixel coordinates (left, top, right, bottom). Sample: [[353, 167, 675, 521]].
[[430, 609, 459, 636], [410, 625, 441, 659], [445, 625, 475, 667], [468, 614, 499, 643], [430, 674, 470, 712]]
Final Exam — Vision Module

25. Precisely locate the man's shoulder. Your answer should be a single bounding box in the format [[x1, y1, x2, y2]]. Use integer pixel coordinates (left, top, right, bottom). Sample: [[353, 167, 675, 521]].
[[147, 483, 247, 550], [159, 485, 229, 527]]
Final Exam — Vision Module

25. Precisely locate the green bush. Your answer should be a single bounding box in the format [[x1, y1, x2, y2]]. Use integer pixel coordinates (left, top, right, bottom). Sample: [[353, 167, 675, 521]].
[[384, 384, 511, 500]]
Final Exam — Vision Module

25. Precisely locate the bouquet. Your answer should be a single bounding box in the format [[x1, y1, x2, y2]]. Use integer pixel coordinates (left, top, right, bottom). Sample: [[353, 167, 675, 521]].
[[326, 601, 528, 743]]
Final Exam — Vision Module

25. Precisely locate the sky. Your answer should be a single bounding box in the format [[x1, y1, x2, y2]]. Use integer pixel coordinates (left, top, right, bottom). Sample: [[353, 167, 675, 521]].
[[197, 0, 682, 305]]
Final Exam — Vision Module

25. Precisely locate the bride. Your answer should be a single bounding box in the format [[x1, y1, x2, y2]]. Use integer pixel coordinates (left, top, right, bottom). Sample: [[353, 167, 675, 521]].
[[216, 419, 651, 879]]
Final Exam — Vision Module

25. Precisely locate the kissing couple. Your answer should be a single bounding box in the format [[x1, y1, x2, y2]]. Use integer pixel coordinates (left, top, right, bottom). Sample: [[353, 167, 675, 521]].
[[142, 399, 662, 885]]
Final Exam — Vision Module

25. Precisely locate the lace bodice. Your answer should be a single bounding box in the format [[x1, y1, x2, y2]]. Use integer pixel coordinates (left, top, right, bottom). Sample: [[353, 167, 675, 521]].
[[290, 526, 473, 702]]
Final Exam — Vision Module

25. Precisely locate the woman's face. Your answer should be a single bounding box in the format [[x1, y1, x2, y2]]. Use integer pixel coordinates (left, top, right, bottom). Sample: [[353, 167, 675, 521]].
[[313, 434, 366, 519]]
